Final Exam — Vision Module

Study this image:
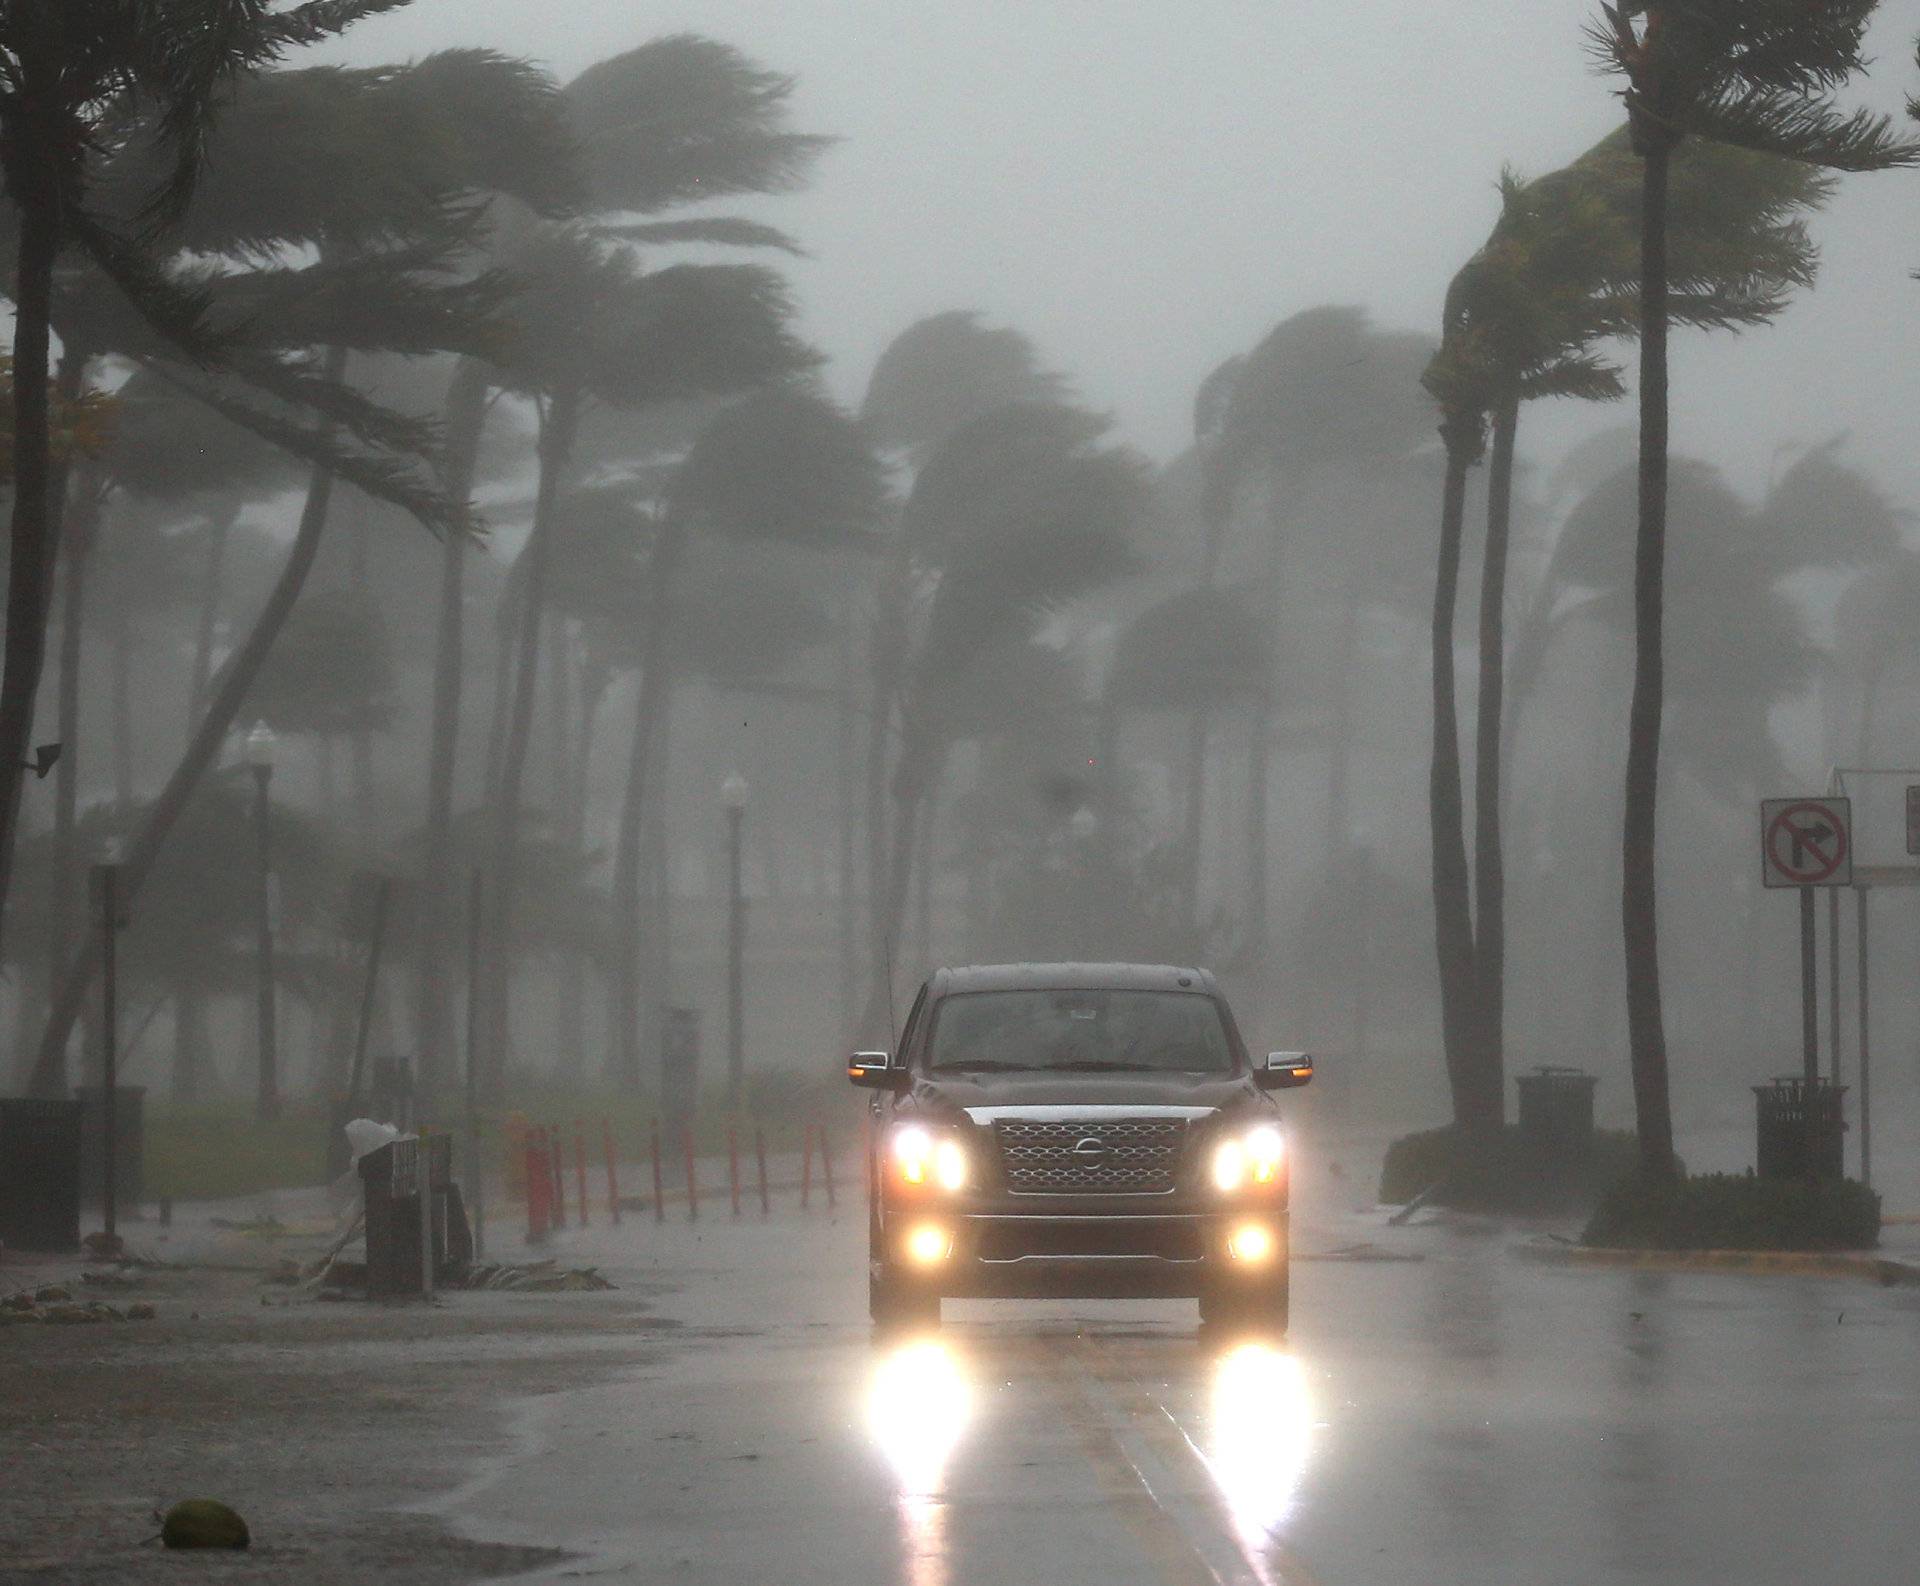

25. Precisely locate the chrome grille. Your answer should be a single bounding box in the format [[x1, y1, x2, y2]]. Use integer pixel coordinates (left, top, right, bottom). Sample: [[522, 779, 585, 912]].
[[994, 1117, 1188, 1195]]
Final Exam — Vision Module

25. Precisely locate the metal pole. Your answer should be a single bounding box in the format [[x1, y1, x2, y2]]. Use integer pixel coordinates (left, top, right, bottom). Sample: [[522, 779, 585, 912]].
[[417, 1135, 434, 1298], [1827, 885, 1841, 1087], [1799, 886, 1818, 1089], [253, 763, 279, 1121], [98, 863, 119, 1249], [465, 869, 485, 1261], [726, 803, 745, 1111], [1857, 885, 1872, 1188]]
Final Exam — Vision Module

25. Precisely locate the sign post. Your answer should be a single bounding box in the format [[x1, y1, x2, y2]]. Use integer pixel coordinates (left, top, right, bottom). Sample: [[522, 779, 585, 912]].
[[1761, 798, 1852, 1088]]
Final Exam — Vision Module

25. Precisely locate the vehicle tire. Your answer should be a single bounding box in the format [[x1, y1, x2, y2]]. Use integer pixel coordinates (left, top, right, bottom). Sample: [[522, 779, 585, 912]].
[[1199, 1270, 1289, 1334], [870, 1266, 941, 1329]]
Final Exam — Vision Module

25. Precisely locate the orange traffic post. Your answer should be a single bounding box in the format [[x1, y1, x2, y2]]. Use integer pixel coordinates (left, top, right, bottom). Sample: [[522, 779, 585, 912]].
[[683, 1126, 699, 1224], [526, 1132, 550, 1244], [800, 1124, 814, 1212], [603, 1121, 621, 1226], [649, 1119, 664, 1225], [573, 1119, 590, 1229], [820, 1126, 837, 1210], [728, 1126, 742, 1219], [754, 1127, 770, 1218], [549, 1126, 567, 1230]]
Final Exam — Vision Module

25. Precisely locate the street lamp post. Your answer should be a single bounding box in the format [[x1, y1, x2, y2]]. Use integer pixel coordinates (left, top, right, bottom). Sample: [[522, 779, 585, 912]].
[[247, 722, 280, 1122], [91, 839, 124, 1254], [722, 772, 749, 1112]]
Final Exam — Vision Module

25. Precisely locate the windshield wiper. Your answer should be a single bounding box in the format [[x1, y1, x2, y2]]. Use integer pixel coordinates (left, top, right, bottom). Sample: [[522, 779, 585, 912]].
[[1049, 1059, 1156, 1072], [933, 1059, 1031, 1073]]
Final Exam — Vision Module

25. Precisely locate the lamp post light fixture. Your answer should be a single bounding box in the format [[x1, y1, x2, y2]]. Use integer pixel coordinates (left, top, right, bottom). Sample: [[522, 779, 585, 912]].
[[246, 722, 280, 1122], [721, 773, 749, 1112]]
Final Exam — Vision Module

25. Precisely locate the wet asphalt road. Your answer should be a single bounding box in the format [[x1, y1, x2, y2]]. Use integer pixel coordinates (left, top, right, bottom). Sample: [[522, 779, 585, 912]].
[[436, 1181, 1920, 1586]]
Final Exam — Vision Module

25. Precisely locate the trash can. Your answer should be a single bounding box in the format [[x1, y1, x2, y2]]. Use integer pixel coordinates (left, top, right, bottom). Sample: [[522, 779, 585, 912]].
[[359, 1135, 456, 1296], [660, 1007, 700, 1155], [1753, 1077, 1847, 1182], [73, 1084, 145, 1209], [0, 1098, 84, 1252], [1514, 1066, 1599, 1157]]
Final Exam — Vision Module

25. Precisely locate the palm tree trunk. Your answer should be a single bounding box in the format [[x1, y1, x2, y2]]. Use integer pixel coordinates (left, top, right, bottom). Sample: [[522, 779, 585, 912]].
[[111, 608, 134, 811], [1624, 138, 1678, 1178], [1471, 392, 1521, 1126], [188, 505, 237, 728], [1429, 424, 1489, 1134], [0, 191, 63, 970], [33, 407, 346, 1088], [415, 359, 490, 1103], [484, 387, 580, 1086], [864, 548, 911, 1037], [859, 732, 944, 1040], [555, 649, 598, 1079], [1182, 708, 1210, 933], [41, 479, 104, 1096], [172, 984, 210, 1102], [610, 520, 690, 1087], [1244, 694, 1269, 960]]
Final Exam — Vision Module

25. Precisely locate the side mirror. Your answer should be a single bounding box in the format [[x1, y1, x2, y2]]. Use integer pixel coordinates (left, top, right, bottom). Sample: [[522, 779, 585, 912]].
[[1256, 1051, 1313, 1091], [847, 1051, 905, 1091]]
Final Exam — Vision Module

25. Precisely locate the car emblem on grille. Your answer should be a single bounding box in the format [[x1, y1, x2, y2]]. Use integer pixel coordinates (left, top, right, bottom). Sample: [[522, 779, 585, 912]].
[[1072, 1137, 1110, 1164]]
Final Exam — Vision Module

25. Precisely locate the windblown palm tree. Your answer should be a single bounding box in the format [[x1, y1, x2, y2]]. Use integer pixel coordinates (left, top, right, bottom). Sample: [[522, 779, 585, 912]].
[[859, 402, 1149, 1037], [1423, 128, 1828, 1137], [0, 0, 420, 962], [1588, 0, 1918, 1174]]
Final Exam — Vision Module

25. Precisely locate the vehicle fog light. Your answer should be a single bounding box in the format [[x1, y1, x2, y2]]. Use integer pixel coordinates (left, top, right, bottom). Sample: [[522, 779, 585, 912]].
[[904, 1222, 952, 1267], [1227, 1222, 1276, 1264]]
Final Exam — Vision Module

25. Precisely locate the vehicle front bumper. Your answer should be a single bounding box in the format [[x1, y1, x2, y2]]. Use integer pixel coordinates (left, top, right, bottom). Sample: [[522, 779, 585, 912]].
[[881, 1208, 1288, 1299]]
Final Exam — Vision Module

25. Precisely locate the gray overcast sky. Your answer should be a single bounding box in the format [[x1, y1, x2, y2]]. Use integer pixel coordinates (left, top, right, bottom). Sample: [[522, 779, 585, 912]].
[[320, 1, 1920, 504]]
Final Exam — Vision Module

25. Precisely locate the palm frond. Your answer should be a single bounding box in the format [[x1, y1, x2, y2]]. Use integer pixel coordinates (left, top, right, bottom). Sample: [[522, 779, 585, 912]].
[[597, 217, 803, 255], [1687, 85, 1920, 172]]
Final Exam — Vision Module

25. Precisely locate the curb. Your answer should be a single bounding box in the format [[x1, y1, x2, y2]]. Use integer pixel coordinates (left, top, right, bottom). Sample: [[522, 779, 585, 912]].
[[1516, 1241, 1920, 1286]]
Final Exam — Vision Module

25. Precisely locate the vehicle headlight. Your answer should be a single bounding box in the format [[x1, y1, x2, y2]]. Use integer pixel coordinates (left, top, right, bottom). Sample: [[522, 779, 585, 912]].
[[892, 1126, 968, 1191], [1212, 1126, 1285, 1193]]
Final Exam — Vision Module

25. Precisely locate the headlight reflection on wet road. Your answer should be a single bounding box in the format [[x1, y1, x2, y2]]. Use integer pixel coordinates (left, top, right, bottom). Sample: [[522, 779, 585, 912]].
[[1202, 1341, 1315, 1549], [866, 1337, 974, 1586]]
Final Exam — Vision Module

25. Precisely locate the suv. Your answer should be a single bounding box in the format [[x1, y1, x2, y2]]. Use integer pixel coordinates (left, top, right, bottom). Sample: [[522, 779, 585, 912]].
[[850, 963, 1312, 1330]]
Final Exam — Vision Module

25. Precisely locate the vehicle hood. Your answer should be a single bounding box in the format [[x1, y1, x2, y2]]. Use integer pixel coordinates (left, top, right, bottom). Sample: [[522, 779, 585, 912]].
[[908, 1070, 1260, 1118]]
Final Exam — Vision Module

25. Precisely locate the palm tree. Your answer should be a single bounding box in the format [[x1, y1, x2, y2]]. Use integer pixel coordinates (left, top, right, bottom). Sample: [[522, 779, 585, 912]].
[[474, 231, 817, 1086], [416, 36, 829, 1098], [604, 384, 884, 1089], [28, 56, 531, 1092], [1588, 1, 1918, 1174], [857, 315, 1067, 1024], [1207, 308, 1436, 964], [1105, 587, 1270, 936], [859, 402, 1148, 1037], [1423, 129, 1829, 1136], [0, 0, 422, 961]]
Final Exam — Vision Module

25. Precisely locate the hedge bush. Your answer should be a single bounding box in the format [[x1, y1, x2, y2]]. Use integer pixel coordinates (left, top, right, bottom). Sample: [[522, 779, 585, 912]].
[[1582, 1171, 1881, 1252], [1379, 1122, 1641, 1214]]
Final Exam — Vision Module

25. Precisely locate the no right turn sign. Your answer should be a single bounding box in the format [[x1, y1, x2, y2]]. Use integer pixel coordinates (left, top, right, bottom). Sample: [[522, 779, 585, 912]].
[[1761, 798, 1853, 889]]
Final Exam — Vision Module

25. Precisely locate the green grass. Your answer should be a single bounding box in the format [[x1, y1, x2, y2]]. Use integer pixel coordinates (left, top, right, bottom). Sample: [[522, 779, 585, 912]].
[[141, 1070, 861, 1202], [1583, 1171, 1882, 1252], [146, 1103, 330, 1201]]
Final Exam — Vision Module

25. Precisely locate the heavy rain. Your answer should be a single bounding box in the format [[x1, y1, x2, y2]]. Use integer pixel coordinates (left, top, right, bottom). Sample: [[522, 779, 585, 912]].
[[3, 3, 1920, 1583]]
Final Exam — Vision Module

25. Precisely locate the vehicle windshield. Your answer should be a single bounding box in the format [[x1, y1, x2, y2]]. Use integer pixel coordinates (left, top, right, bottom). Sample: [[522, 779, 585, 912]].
[[925, 989, 1235, 1074]]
